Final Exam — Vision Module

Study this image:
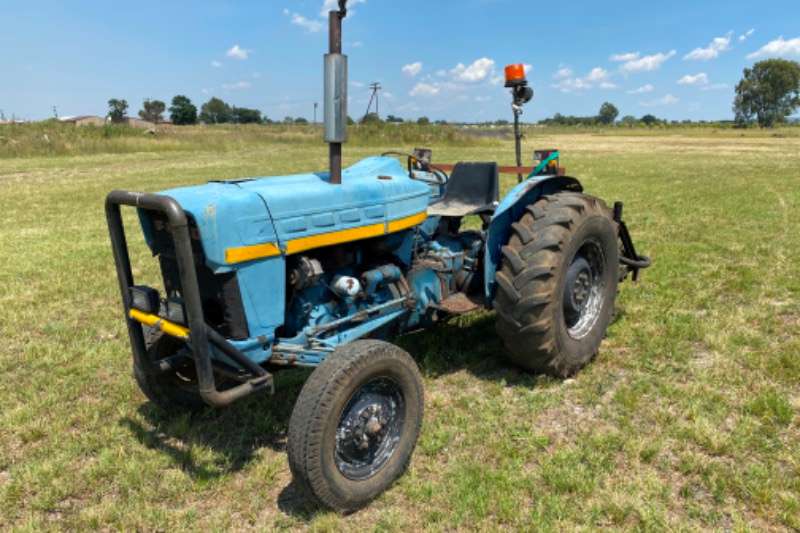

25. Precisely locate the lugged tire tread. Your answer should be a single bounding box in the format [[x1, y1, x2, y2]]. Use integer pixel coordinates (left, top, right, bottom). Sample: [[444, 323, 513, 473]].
[[494, 192, 617, 377]]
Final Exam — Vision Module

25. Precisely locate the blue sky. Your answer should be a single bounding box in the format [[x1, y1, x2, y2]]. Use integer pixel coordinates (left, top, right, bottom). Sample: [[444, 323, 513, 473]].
[[2, 0, 800, 122]]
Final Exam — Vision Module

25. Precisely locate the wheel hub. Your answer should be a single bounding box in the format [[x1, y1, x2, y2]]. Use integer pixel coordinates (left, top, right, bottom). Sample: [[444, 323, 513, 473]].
[[563, 256, 593, 318], [562, 240, 607, 340], [335, 378, 404, 480]]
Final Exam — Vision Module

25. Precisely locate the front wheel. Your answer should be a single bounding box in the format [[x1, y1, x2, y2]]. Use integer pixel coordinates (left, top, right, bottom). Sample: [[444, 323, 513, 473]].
[[287, 340, 424, 513], [494, 192, 619, 377]]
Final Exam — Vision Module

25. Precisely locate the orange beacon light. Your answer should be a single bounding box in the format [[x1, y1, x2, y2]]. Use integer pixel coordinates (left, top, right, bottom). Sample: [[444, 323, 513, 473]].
[[504, 64, 527, 87]]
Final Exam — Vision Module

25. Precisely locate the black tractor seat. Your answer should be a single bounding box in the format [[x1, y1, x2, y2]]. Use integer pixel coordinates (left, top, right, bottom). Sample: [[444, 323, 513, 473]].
[[428, 162, 499, 217]]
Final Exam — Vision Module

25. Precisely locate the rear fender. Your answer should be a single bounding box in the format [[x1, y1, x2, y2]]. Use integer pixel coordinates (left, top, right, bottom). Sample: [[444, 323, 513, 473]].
[[483, 176, 583, 303]]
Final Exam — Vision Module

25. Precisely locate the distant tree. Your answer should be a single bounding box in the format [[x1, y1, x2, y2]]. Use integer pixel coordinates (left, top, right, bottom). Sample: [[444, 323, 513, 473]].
[[435, 119, 449, 125], [598, 102, 619, 125], [200, 97, 233, 124], [294, 117, 309, 124], [347, 116, 356, 125], [232, 107, 263, 124], [361, 113, 382, 124], [494, 119, 510, 126], [734, 59, 800, 127], [386, 114, 404, 123], [169, 95, 197, 125], [641, 114, 659, 126], [139, 99, 166, 124], [416, 116, 430, 125], [620, 115, 638, 127], [107, 99, 128, 123]]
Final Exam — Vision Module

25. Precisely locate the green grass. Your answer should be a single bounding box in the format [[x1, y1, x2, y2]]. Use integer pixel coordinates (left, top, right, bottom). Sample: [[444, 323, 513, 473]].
[[1, 126, 799, 530], [0, 122, 484, 158]]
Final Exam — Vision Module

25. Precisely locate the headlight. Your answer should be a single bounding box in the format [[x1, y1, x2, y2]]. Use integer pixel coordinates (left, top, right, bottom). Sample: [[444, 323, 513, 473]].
[[130, 286, 160, 314], [166, 298, 187, 325]]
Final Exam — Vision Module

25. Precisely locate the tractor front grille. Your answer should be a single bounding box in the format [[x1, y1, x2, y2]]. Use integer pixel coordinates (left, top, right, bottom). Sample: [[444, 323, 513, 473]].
[[147, 211, 250, 340]]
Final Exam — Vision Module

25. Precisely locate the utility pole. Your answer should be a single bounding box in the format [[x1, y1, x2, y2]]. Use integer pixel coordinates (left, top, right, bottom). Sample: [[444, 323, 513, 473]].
[[314, 102, 318, 124], [52, 106, 59, 119], [363, 82, 382, 121]]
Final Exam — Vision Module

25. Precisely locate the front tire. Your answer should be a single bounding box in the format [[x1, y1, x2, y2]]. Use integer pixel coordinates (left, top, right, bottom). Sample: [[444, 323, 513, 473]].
[[133, 328, 207, 412], [287, 340, 424, 513], [494, 192, 619, 377]]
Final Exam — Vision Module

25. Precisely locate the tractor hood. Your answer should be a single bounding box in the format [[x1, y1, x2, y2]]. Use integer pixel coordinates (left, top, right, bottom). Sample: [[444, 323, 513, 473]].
[[140, 157, 430, 272]]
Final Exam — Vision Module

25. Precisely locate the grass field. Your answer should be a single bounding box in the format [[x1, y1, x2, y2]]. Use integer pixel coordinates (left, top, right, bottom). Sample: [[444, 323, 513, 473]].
[[1, 126, 799, 531]]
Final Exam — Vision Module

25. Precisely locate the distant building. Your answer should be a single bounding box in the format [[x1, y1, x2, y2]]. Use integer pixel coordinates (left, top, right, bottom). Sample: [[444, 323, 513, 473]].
[[59, 115, 107, 127], [123, 117, 155, 129]]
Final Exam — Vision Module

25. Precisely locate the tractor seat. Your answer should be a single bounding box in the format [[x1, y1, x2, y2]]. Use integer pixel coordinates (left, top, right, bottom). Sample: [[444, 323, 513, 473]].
[[428, 162, 499, 218]]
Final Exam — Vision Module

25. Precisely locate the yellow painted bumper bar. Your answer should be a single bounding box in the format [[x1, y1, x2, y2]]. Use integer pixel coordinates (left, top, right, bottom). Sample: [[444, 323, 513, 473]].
[[129, 309, 190, 340]]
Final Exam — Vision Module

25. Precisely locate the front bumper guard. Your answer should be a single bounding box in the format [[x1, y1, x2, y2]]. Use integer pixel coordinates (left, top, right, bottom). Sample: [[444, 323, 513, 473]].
[[105, 190, 273, 408]]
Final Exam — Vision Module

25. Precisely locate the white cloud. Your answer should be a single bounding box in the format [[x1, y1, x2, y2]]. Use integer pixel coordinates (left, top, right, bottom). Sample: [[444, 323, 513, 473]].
[[409, 82, 440, 97], [586, 67, 609, 82], [350, 41, 364, 48], [747, 36, 800, 59], [222, 81, 252, 90], [610, 52, 640, 62], [684, 32, 733, 60], [475, 95, 492, 103], [641, 94, 679, 107], [627, 84, 654, 94], [552, 67, 616, 93], [450, 57, 495, 83], [283, 9, 323, 33], [320, 0, 366, 17], [739, 29, 755, 42], [552, 77, 592, 93], [553, 67, 573, 80], [701, 83, 730, 91], [350, 80, 365, 88], [677, 73, 709, 86], [226, 44, 250, 60], [621, 50, 676, 73], [211, 60, 222, 68], [402, 62, 423, 77]]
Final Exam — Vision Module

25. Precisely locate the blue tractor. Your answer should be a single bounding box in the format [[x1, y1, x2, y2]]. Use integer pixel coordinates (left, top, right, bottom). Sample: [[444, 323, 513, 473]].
[[106, 1, 649, 512]]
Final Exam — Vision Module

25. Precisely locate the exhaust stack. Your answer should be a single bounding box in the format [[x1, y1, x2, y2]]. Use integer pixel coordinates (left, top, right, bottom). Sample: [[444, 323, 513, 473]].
[[324, 1, 348, 184]]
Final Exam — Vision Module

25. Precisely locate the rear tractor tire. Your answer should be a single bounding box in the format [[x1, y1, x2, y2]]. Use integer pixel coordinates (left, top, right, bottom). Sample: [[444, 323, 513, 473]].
[[494, 192, 619, 378], [287, 340, 424, 513]]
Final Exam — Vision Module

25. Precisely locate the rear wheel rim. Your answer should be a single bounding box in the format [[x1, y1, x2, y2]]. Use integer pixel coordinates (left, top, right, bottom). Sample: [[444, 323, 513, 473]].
[[335, 377, 405, 481], [563, 238, 606, 339]]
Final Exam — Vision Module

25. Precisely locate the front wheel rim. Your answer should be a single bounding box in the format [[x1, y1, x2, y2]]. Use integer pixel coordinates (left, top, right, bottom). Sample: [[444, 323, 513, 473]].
[[335, 377, 405, 481], [563, 238, 607, 340]]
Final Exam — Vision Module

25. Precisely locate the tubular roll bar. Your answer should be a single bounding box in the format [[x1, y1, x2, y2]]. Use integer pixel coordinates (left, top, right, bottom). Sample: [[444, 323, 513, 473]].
[[105, 190, 272, 407]]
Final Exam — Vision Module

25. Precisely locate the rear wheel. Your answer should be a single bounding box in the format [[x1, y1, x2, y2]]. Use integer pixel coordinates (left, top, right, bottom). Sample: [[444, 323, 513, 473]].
[[494, 192, 619, 377], [287, 340, 424, 513]]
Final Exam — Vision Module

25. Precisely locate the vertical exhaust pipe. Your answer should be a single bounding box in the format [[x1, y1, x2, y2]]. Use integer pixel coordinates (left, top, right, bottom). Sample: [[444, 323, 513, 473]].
[[324, 1, 348, 184]]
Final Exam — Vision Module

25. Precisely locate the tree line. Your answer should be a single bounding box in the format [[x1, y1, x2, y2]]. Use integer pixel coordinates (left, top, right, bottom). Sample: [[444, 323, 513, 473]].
[[106, 96, 270, 125], [99, 59, 798, 128]]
